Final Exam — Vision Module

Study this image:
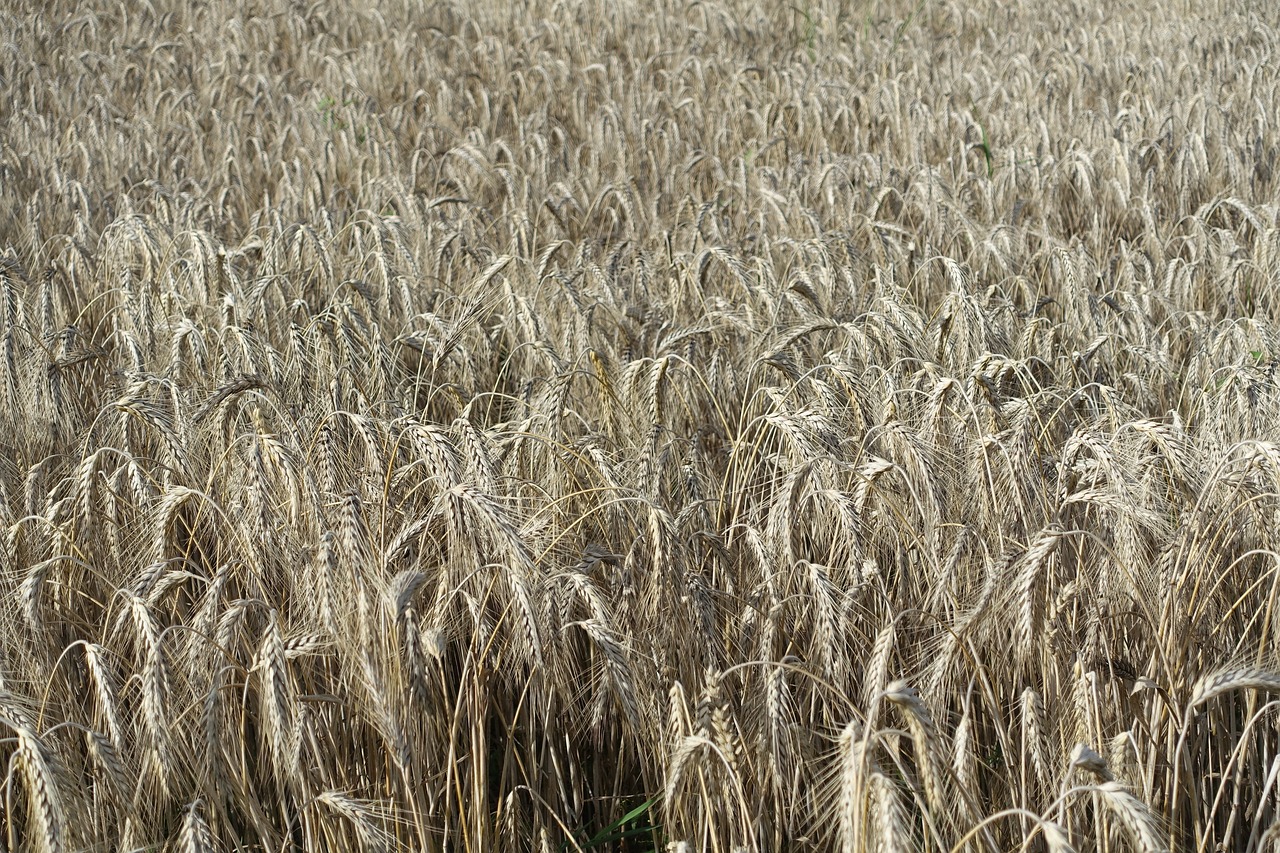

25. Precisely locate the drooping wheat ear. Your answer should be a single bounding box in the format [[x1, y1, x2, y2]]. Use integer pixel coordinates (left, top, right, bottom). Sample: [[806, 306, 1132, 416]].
[[836, 721, 869, 853], [315, 532, 340, 635], [6, 720, 63, 853], [804, 559, 844, 676], [853, 456, 896, 516], [125, 400, 192, 482], [188, 562, 229, 659], [151, 485, 200, 563], [923, 632, 960, 714], [348, 413, 389, 492], [1039, 819, 1077, 853], [201, 663, 233, 795], [283, 632, 328, 660], [1070, 742, 1115, 782], [338, 490, 369, 579], [863, 621, 896, 717], [574, 618, 640, 728], [125, 591, 174, 795], [1096, 782, 1168, 853], [215, 598, 250, 656], [178, 799, 215, 853], [1109, 732, 1140, 786], [0, 261, 16, 409], [645, 354, 672, 439], [389, 571, 432, 704], [564, 563, 612, 629], [506, 562, 547, 671], [1257, 817, 1280, 851], [711, 700, 741, 783], [73, 448, 104, 533], [315, 423, 339, 495], [668, 681, 691, 750], [84, 729, 130, 804], [83, 643, 124, 747], [1021, 687, 1052, 792], [387, 568, 427, 621], [1189, 666, 1280, 708], [696, 668, 722, 738], [0, 687, 36, 733], [952, 697, 974, 790], [396, 612, 432, 701], [317, 791, 391, 853], [763, 609, 793, 772], [453, 415, 497, 492], [1016, 527, 1062, 653], [664, 734, 710, 815], [383, 518, 433, 570], [401, 418, 463, 488], [191, 373, 264, 423], [359, 655, 411, 771], [958, 549, 1013, 639], [884, 681, 947, 822], [20, 557, 50, 632], [257, 609, 298, 779], [1073, 662, 1101, 752], [500, 789, 523, 847], [870, 771, 910, 853], [141, 643, 174, 797], [258, 429, 304, 526]]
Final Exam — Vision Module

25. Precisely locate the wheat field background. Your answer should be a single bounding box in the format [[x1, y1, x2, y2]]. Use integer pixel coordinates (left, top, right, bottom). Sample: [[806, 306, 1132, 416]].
[[3, 0, 1280, 850]]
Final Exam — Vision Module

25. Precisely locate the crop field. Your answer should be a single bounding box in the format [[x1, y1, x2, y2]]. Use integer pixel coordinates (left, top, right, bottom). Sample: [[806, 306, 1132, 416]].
[[5, 0, 1280, 850]]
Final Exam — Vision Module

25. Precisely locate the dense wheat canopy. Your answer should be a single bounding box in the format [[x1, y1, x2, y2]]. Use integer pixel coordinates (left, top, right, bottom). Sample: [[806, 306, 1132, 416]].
[[4, 0, 1280, 849]]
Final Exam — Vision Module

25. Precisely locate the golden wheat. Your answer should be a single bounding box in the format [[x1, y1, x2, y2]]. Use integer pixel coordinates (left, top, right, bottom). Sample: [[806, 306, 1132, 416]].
[[3, 0, 1280, 848]]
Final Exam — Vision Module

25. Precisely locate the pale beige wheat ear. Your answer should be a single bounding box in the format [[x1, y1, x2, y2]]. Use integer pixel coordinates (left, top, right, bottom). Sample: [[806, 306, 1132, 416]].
[[1041, 820, 1077, 853], [1016, 527, 1063, 655], [869, 770, 911, 853], [883, 681, 948, 825], [4, 719, 63, 853], [1021, 687, 1052, 793], [178, 800, 214, 853], [663, 735, 709, 827], [316, 791, 392, 853], [1069, 742, 1114, 783], [83, 729, 130, 804], [862, 621, 896, 713], [1189, 666, 1280, 708], [835, 721, 869, 853], [1096, 782, 1168, 853], [570, 618, 640, 729], [952, 695, 975, 790], [256, 609, 300, 780]]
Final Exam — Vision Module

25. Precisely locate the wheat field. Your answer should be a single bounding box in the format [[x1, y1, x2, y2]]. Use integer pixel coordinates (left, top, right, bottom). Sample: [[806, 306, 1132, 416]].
[[2, 0, 1280, 850]]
